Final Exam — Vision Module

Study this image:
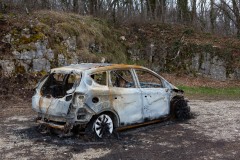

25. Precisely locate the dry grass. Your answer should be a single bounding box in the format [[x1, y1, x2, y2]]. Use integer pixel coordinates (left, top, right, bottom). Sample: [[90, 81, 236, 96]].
[[32, 11, 126, 63]]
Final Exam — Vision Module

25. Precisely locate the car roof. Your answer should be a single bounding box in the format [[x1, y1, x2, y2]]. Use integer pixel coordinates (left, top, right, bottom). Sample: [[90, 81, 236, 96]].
[[51, 63, 145, 73]]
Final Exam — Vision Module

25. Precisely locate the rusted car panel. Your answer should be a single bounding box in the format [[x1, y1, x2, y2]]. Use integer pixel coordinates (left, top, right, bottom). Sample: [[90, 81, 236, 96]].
[[32, 63, 190, 138]]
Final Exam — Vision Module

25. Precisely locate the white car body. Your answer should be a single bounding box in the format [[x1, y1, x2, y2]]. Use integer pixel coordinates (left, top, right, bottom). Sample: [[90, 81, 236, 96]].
[[32, 63, 189, 137]]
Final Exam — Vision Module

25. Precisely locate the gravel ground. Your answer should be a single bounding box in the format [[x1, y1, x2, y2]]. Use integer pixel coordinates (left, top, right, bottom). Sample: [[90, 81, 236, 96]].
[[0, 100, 240, 160]]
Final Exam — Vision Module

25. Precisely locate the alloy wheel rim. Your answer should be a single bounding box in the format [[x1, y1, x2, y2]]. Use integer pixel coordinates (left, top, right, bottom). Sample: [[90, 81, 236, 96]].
[[94, 114, 113, 138]]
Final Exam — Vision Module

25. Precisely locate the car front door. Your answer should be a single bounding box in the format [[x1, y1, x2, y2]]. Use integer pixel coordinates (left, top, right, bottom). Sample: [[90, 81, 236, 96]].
[[135, 69, 170, 121], [109, 69, 143, 126]]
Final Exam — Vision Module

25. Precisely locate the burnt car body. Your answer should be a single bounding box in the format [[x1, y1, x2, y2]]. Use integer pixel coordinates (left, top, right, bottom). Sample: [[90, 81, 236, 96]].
[[32, 63, 190, 138]]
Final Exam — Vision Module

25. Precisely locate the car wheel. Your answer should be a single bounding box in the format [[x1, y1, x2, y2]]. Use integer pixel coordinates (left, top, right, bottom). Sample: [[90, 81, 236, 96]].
[[173, 99, 190, 120], [94, 114, 114, 138]]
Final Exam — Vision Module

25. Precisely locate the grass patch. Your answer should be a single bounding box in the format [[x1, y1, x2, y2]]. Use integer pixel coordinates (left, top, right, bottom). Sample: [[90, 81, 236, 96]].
[[178, 85, 240, 100]]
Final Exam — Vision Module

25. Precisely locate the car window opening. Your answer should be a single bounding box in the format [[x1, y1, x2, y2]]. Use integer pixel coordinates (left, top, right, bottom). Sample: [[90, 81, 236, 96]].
[[90, 72, 107, 86], [136, 70, 163, 88], [41, 73, 81, 98], [111, 70, 135, 88]]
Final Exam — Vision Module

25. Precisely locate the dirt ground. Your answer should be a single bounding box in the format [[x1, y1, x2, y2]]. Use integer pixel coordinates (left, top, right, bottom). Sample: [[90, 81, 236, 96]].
[[0, 98, 240, 160]]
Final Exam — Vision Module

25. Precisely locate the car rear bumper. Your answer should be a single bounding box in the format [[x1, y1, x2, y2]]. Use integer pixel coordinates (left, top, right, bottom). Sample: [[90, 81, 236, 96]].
[[37, 119, 65, 130]]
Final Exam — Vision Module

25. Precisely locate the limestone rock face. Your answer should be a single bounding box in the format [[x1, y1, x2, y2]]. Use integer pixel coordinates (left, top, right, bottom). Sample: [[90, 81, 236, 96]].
[[13, 50, 35, 60], [209, 56, 226, 81], [2, 34, 12, 43], [235, 68, 240, 80], [199, 53, 211, 75], [2, 34, 79, 75], [35, 40, 47, 58], [33, 58, 50, 72], [1, 22, 239, 82], [0, 60, 15, 76], [191, 53, 200, 71], [46, 49, 54, 60], [4, 37, 79, 75], [58, 54, 67, 66], [192, 53, 227, 81], [9, 40, 56, 73], [17, 60, 31, 72], [65, 36, 77, 52]]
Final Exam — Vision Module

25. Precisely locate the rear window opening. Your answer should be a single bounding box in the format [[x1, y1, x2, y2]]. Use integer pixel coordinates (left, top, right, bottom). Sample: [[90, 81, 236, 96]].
[[41, 73, 81, 98], [90, 71, 107, 86]]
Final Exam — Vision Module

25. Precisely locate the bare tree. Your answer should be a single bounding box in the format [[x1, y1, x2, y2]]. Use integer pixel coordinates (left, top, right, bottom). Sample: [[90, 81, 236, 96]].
[[198, 0, 208, 31], [210, 0, 216, 33], [1, 0, 240, 37], [215, 0, 240, 37], [191, 0, 196, 24], [73, 0, 79, 13], [177, 0, 189, 23], [156, 0, 166, 22]]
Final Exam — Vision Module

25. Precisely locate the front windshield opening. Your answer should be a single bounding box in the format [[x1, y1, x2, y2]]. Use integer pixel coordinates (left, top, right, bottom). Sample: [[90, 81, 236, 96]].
[[41, 73, 81, 98]]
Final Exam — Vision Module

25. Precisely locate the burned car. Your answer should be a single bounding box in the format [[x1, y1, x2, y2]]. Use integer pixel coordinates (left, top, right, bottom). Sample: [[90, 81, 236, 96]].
[[32, 63, 190, 138]]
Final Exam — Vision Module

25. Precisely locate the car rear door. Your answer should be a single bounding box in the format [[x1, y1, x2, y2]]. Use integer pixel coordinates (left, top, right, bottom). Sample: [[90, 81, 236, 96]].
[[134, 69, 171, 121]]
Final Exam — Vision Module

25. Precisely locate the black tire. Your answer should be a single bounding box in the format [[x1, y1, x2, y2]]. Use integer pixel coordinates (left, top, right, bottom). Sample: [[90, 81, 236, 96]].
[[171, 97, 190, 120], [85, 113, 114, 139]]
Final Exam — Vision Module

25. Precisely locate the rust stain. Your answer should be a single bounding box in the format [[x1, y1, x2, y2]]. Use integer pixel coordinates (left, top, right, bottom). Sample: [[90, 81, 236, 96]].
[[89, 64, 144, 73], [39, 96, 43, 113], [45, 98, 52, 116], [109, 87, 114, 109], [37, 120, 65, 130], [117, 116, 170, 131]]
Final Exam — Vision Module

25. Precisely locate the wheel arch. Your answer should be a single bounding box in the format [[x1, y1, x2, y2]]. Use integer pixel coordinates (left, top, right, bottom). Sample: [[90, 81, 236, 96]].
[[170, 95, 190, 120], [170, 95, 185, 116], [91, 109, 120, 128]]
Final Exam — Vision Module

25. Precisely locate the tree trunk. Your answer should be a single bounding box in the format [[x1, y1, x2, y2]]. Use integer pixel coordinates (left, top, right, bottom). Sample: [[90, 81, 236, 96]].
[[112, 0, 117, 23], [177, 0, 189, 23], [146, 0, 156, 20], [89, 0, 94, 15], [41, 0, 49, 10], [236, 18, 240, 38], [158, 0, 166, 22], [73, 0, 79, 13], [191, 0, 196, 24], [0, 0, 2, 13], [229, 0, 240, 37], [210, 0, 215, 33]]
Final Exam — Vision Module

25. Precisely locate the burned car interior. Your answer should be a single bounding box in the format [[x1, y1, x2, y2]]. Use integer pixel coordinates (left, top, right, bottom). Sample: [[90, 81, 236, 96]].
[[41, 73, 80, 98]]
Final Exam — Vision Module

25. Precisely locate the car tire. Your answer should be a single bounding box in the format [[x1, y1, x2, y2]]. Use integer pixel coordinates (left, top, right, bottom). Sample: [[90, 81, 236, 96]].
[[85, 113, 114, 139], [171, 97, 190, 120]]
